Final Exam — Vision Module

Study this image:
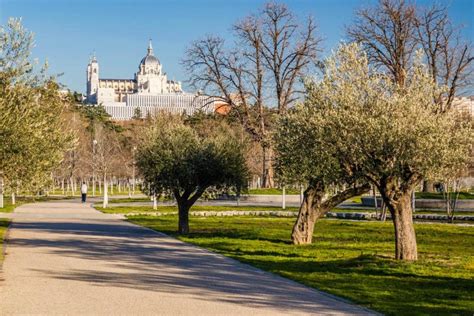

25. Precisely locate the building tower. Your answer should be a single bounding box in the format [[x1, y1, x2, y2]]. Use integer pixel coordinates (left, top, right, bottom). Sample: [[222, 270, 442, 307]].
[[86, 54, 99, 103], [136, 40, 165, 94]]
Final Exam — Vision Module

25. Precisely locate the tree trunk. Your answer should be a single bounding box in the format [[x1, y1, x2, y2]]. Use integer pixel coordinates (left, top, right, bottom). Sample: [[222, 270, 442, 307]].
[[11, 192, 15, 205], [291, 187, 321, 245], [292, 183, 371, 245], [422, 180, 435, 193], [178, 202, 190, 234], [386, 191, 418, 261], [0, 175, 4, 208], [103, 174, 108, 208]]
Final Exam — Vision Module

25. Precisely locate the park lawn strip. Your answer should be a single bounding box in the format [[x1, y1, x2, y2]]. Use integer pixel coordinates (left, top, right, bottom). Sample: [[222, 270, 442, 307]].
[[0, 195, 77, 213], [96, 204, 474, 217], [96, 205, 300, 214], [127, 215, 474, 316], [415, 192, 474, 200], [0, 219, 9, 261], [248, 188, 300, 195], [0, 201, 17, 213]]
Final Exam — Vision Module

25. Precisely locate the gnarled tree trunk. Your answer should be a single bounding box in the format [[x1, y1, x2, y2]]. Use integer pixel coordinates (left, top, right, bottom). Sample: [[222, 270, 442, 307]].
[[292, 183, 370, 245], [291, 186, 322, 245], [384, 191, 418, 261]]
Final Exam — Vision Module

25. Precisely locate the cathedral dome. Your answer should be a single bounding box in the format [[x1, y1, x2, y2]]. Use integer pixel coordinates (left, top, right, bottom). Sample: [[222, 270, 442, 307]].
[[140, 54, 159, 66], [140, 40, 160, 67]]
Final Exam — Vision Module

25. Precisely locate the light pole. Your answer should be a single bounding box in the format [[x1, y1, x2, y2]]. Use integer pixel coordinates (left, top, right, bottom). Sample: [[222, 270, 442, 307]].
[[92, 139, 97, 197]]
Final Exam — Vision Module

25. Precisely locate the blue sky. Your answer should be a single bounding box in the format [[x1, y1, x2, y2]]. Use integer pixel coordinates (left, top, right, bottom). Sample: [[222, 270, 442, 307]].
[[1, 0, 472, 93]]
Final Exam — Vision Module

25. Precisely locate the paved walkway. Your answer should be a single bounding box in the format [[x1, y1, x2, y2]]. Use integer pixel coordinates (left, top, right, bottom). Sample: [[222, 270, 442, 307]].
[[0, 201, 375, 315]]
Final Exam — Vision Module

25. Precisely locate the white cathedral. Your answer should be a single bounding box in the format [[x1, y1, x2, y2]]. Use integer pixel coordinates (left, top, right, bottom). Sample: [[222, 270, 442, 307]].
[[86, 40, 214, 120]]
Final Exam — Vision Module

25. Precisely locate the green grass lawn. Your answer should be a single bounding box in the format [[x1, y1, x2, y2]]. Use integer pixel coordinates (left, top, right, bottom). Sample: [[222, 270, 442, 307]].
[[0, 200, 17, 213], [0, 196, 75, 213], [107, 197, 151, 203], [0, 219, 9, 261], [127, 215, 474, 315], [247, 188, 301, 195], [96, 205, 300, 214], [415, 192, 474, 200]]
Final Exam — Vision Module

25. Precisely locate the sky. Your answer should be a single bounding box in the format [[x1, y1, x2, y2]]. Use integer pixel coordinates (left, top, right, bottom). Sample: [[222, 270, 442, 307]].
[[1, 0, 472, 94]]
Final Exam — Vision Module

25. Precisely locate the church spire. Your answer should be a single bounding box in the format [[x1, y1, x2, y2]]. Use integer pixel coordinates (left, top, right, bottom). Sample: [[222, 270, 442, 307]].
[[147, 39, 154, 56]]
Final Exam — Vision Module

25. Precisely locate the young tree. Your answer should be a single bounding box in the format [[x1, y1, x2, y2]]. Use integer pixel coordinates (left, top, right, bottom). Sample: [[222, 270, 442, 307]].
[[137, 116, 248, 234], [280, 44, 472, 260]]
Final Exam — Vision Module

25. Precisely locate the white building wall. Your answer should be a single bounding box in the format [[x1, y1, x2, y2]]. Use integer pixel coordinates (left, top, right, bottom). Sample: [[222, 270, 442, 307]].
[[100, 94, 216, 120]]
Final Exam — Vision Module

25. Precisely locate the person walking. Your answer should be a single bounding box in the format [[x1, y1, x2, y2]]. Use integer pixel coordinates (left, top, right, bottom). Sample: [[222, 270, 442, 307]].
[[81, 182, 88, 203]]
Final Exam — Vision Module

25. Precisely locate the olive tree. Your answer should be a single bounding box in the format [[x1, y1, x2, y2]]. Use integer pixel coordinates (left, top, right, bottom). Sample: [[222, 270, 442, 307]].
[[137, 116, 248, 234], [274, 104, 370, 245], [277, 44, 472, 260]]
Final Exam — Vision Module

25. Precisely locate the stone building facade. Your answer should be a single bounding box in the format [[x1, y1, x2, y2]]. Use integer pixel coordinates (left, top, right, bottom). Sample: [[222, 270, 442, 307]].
[[86, 41, 214, 119]]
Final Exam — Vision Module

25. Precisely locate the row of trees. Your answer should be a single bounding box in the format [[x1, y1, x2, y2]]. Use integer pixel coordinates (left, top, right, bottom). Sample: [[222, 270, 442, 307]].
[[166, 0, 471, 261], [183, 0, 473, 192], [1, 1, 472, 263], [0, 18, 73, 206], [0, 18, 141, 207]]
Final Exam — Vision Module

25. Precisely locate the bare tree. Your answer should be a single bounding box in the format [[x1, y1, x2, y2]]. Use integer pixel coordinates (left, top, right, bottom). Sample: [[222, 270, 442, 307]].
[[347, 0, 417, 87], [93, 123, 125, 207], [260, 2, 320, 114], [415, 3, 473, 112], [183, 2, 320, 188]]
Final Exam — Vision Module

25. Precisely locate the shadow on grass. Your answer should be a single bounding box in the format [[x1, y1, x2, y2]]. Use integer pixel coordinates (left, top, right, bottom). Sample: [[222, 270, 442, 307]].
[[129, 216, 473, 316]]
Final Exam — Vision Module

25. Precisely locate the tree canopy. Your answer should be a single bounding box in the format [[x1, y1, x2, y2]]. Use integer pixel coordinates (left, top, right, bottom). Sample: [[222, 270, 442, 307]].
[[0, 18, 73, 199], [137, 116, 248, 233], [274, 43, 472, 259]]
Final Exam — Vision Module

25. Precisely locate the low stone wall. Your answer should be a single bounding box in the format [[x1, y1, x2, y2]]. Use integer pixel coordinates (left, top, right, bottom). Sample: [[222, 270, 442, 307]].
[[361, 197, 474, 210], [219, 194, 302, 203], [124, 210, 474, 221]]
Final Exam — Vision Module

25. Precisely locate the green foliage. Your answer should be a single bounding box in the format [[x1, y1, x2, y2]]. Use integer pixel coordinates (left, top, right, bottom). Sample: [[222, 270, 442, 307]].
[[132, 107, 142, 120], [0, 219, 10, 260], [137, 116, 249, 199], [77, 104, 123, 133], [307, 44, 472, 188], [128, 215, 474, 315], [0, 18, 74, 194]]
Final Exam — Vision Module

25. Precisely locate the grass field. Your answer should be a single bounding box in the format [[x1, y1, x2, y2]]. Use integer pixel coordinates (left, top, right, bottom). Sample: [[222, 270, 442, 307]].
[[0, 196, 76, 213], [0, 219, 11, 261], [247, 188, 301, 195], [127, 215, 474, 315], [415, 192, 474, 200], [96, 205, 300, 214], [0, 201, 17, 213]]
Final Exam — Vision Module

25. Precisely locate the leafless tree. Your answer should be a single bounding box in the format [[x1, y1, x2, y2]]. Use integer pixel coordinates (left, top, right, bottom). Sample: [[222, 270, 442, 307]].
[[415, 3, 473, 112], [260, 2, 320, 114], [347, 0, 417, 87], [183, 2, 320, 187]]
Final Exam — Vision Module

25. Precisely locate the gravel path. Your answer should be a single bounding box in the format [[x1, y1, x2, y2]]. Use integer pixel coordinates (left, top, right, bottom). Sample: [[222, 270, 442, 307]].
[[0, 200, 375, 315]]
